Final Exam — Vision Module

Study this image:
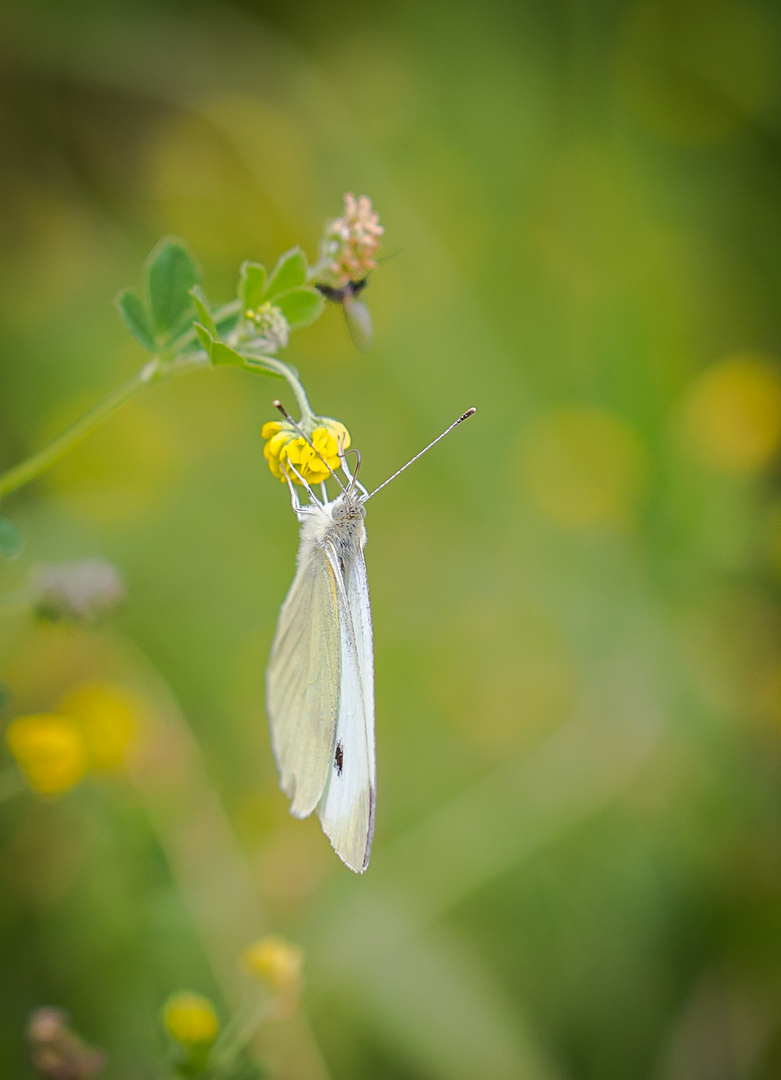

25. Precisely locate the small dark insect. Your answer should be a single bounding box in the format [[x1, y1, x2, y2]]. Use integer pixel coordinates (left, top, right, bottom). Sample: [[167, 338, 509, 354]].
[[316, 278, 372, 351], [315, 278, 368, 304], [334, 740, 344, 776]]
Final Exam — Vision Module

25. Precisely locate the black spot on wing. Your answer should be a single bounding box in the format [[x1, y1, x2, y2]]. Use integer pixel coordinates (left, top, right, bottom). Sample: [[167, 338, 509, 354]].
[[334, 740, 344, 776]]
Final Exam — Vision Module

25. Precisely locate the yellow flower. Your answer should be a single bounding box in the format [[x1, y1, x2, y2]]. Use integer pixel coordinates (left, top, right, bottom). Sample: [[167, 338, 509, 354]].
[[6, 714, 87, 796], [680, 354, 781, 473], [241, 935, 304, 992], [261, 418, 350, 486], [58, 683, 139, 770], [261, 420, 292, 480], [521, 405, 647, 531], [161, 992, 219, 1047]]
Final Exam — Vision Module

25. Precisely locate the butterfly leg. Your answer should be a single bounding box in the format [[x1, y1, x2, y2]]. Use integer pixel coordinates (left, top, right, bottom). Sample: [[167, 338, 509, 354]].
[[284, 462, 322, 507], [284, 474, 303, 512]]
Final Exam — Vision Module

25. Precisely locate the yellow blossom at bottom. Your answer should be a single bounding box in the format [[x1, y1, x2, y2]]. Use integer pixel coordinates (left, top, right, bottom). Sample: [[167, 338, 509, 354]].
[[242, 935, 304, 992], [6, 715, 88, 796], [161, 992, 219, 1047], [262, 419, 350, 485]]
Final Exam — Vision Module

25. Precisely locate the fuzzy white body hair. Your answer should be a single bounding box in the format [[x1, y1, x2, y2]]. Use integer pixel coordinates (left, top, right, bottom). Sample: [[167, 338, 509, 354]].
[[295, 493, 367, 568]]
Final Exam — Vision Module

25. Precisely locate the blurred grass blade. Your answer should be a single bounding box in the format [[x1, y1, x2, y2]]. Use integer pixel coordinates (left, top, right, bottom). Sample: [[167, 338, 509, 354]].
[[0, 516, 23, 559], [376, 648, 664, 924]]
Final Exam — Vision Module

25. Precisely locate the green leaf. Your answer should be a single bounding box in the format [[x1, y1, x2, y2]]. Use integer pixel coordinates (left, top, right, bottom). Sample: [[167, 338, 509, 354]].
[[189, 286, 217, 336], [211, 342, 246, 367], [194, 324, 245, 368], [194, 323, 214, 353], [0, 516, 23, 559], [238, 262, 267, 311], [264, 247, 307, 299], [116, 290, 155, 352], [146, 237, 201, 337], [275, 286, 325, 329]]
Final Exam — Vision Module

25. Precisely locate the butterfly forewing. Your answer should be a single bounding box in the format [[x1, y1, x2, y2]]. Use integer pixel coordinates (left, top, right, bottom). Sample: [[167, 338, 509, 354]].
[[266, 546, 341, 817], [344, 297, 373, 352], [316, 542, 376, 872]]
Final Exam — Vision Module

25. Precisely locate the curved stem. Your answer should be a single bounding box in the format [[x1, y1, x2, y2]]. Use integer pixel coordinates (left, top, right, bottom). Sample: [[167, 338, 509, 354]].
[[0, 330, 313, 502], [243, 354, 314, 423], [0, 352, 210, 500], [169, 298, 241, 353], [0, 364, 157, 499]]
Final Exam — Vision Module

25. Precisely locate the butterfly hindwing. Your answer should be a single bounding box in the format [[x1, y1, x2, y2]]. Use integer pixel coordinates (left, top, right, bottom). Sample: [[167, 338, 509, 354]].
[[266, 545, 341, 818]]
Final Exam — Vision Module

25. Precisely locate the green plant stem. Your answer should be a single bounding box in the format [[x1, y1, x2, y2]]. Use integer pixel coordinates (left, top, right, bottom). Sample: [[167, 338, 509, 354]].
[[243, 354, 314, 423], [0, 353, 209, 500], [0, 294, 246, 501], [208, 990, 274, 1079], [170, 299, 241, 353], [0, 304, 315, 501]]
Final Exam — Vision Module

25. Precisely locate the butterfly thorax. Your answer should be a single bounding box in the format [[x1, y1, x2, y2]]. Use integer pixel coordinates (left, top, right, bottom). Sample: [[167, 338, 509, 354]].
[[298, 493, 366, 566]]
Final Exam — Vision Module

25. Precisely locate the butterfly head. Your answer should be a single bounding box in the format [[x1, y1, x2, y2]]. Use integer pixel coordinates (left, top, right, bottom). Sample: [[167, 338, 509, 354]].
[[330, 492, 366, 525]]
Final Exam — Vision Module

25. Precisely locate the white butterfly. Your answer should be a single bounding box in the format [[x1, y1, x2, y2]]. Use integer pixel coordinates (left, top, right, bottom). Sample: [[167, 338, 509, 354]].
[[266, 406, 476, 872]]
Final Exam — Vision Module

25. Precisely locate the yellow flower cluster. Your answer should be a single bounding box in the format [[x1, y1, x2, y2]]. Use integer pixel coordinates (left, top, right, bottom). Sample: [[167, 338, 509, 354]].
[[241, 935, 304, 993], [261, 418, 350, 486], [5, 682, 141, 797], [162, 992, 220, 1047]]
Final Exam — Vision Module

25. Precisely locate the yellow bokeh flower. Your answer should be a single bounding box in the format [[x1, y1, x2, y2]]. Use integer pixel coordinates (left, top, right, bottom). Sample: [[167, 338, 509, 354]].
[[521, 405, 647, 530], [261, 418, 350, 486], [57, 682, 139, 770], [241, 935, 304, 992], [6, 714, 88, 796], [680, 354, 781, 473], [161, 992, 219, 1047]]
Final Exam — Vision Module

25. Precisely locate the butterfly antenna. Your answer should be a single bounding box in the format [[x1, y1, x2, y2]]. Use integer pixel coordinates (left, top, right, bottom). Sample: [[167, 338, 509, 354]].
[[363, 408, 477, 502], [342, 448, 366, 496], [273, 400, 346, 493]]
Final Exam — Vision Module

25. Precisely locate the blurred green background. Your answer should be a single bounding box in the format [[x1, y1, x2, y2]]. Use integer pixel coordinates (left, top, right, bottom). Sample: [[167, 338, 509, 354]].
[[2, 0, 781, 1077]]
